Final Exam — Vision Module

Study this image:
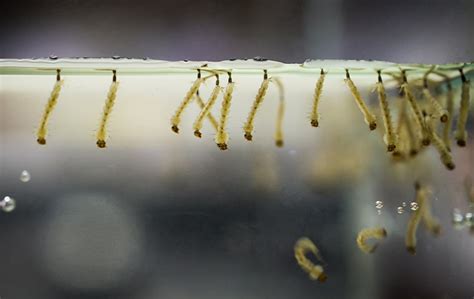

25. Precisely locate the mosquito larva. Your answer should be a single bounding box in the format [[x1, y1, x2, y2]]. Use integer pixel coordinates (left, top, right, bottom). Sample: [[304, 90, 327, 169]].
[[310, 69, 326, 127], [424, 112, 456, 170], [405, 111, 421, 157], [400, 71, 430, 146], [392, 98, 409, 158], [294, 237, 327, 282], [421, 193, 441, 236], [36, 69, 64, 145], [171, 69, 213, 134], [345, 69, 377, 131], [422, 78, 448, 123], [96, 70, 119, 148], [193, 75, 222, 138], [405, 182, 427, 255], [271, 77, 285, 147], [376, 71, 397, 152], [442, 82, 454, 151], [455, 68, 470, 147], [243, 70, 271, 141], [356, 227, 387, 254], [215, 72, 235, 150], [195, 92, 219, 131]]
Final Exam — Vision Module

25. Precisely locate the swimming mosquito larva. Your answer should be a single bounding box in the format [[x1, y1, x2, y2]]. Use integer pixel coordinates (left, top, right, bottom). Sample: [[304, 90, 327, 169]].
[[294, 237, 327, 282], [442, 82, 454, 151], [171, 69, 214, 134], [345, 69, 377, 131], [195, 92, 219, 131], [193, 75, 222, 138], [455, 68, 470, 147], [406, 182, 428, 255], [422, 79, 448, 123], [376, 71, 397, 152], [424, 111, 456, 170], [215, 72, 235, 150], [243, 70, 270, 141], [96, 70, 119, 148], [310, 69, 326, 127], [400, 71, 430, 146], [271, 77, 285, 147], [36, 69, 64, 145], [356, 227, 387, 254]]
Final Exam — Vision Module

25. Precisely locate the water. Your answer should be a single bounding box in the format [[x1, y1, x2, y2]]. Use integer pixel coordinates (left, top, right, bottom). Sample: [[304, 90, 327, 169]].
[[1, 58, 473, 299]]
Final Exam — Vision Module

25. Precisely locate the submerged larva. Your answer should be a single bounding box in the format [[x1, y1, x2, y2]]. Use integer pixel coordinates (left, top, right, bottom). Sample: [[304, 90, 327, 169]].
[[442, 82, 454, 151], [36, 69, 64, 145], [406, 182, 429, 255], [271, 77, 285, 147], [294, 237, 327, 282], [193, 75, 222, 138], [96, 70, 119, 148], [455, 68, 470, 147], [243, 70, 270, 141], [171, 69, 213, 134], [422, 78, 448, 123], [424, 112, 456, 170], [215, 72, 235, 150], [400, 71, 430, 146], [310, 69, 326, 127], [420, 192, 441, 236], [376, 71, 397, 152], [356, 227, 387, 254], [345, 69, 377, 131]]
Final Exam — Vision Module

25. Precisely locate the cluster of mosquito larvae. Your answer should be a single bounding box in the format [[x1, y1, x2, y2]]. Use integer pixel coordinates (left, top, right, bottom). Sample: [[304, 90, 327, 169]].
[[405, 182, 441, 255], [294, 237, 328, 282], [171, 69, 285, 149]]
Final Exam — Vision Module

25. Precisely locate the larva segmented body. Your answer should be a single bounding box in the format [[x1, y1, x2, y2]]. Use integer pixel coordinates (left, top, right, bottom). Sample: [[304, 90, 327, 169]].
[[310, 69, 326, 127], [405, 182, 428, 255], [195, 92, 219, 131], [424, 112, 455, 170], [422, 79, 448, 123], [345, 69, 377, 131], [96, 70, 119, 148], [271, 77, 285, 147], [215, 73, 235, 150], [455, 69, 470, 147], [243, 71, 270, 141], [376, 71, 397, 152], [356, 227, 387, 254], [294, 237, 327, 282], [193, 76, 222, 138], [442, 83, 454, 151]]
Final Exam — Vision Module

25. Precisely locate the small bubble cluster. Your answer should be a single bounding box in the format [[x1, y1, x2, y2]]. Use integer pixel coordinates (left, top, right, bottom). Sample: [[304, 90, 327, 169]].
[[410, 202, 419, 211]]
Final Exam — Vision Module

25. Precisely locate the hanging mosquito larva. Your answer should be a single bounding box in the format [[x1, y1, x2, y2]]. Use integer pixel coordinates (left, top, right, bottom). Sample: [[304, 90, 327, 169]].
[[376, 71, 397, 152], [96, 70, 119, 148], [195, 92, 219, 132], [422, 78, 448, 123], [442, 82, 454, 151], [356, 227, 387, 254], [455, 68, 470, 147], [243, 70, 271, 141], [294, 237, 328, 282], [215, 72, 235, 150], [345, 69, 377, 131], [310, 69, 326, 127], [424, 111, 456, 170], [36, 69, 64, 145], [406, 182, 428, 255], [193, 75, 222, 138], [271, 77, 285, 147], [171, 69, 212, 134], [400, 71, 430, 146]]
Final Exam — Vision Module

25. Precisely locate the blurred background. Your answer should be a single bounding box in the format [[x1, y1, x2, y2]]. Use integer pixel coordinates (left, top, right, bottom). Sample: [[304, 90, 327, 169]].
[[1, 1, 474, 299]]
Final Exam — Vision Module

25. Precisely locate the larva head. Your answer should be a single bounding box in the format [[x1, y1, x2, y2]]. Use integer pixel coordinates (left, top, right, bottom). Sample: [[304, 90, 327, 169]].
[[406, 246, 416, 255], [440, 114, 448, 123], [244, 132, 253, 141], [409, 149, 419, 157], [217, 143, 228, 150], [369, 122, 377, 131], [456, 139, 466, 147], [310, 119, 319, 127], [387, 144, 396, 152], [317, 272, 328, 283], [275, 140, 284, 148], [194, 130, 202, 138], [37, 137, 46, 145], [446, 162, 456, 171], [432, 225, 442, 237], [171, 125, 179, 134], [422, 138, 431, 146], [96, 140, 107, 148], [381, 228, 388, 237]]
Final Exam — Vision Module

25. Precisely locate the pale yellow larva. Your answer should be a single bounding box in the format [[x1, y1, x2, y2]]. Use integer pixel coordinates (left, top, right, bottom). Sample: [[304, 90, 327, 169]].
[[271, 77, 285, 147], [406, 182, 428, 255], [193, 75, 222, 138], [422, 78, 448, 123], [294, 237, 327, 282], [215, 72, 235, 150], [442, 82, 454, 151], [345, 69, 377, 131], [376, 71, 397, 152], [96, 70, 119, 148], [424, 112, 456, 170], [420, 193, 441, 236], [36, 69, 64, 145], [310, 69, 326, 127], [356, 227, 387, 254], [243, 70, 270, 141], [195, 92, 219, 132], [455, 69, 470, 147]]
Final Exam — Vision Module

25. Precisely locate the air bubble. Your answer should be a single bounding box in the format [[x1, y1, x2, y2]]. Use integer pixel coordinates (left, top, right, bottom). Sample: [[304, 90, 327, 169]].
[[410, 202, 419, 211], [1, 196, 16, 212], [112, 55, 121, 60], [20, 170, 31, 182], [397, 206, 404, 214], [402, 202, 407, 207], [375, 200, 384, 209], [452, 209, 464, 224], [465, 212, 473, 226], [49, 55, 58, 60]]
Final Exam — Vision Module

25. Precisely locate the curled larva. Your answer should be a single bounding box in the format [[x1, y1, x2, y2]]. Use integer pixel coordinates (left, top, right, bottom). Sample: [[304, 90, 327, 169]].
[[400, 72, 430, 146], [36, 69, 64, 145], [422, 79, 448, 123], [455, 69, 470, 147], [243, 70, 270, 141], [96, 70, 119, 148], [424, 112, 455, 170], [345, 69, 377, 131], [171, 69, 214, 134], [406, 182, 428, 255], [376, 71, 397, 152], [356, 227, 387, 254], [442, 83, 454, 151], [294, 237, 327, 282], [271, 77, 285, 147], [193, 75, 222, 138], [215, 72, 235, 150], [310, 69, 326, 127]]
